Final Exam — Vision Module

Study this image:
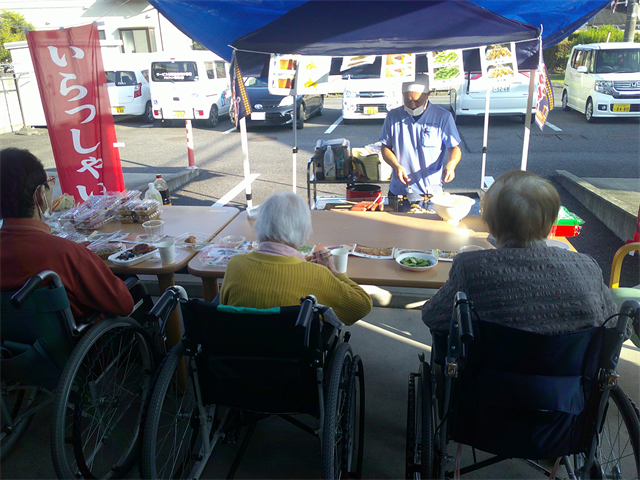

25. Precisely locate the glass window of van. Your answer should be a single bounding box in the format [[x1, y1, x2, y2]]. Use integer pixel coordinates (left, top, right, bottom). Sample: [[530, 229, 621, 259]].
[[106, 71, 136, 86], [215, 62, 227, 79], [595, 49, 640, 74], [151, 62, 198, 82], [573, 50, 585, 68], [204, 61, 215, 79]]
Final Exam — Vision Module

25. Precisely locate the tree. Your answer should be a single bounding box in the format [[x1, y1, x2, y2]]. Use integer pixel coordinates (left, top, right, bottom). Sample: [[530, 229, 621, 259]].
[[0, 10, 35, 67]]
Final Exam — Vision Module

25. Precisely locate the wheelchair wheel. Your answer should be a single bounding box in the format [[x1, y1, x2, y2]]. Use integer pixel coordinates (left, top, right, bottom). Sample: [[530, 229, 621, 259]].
[[51, 317, 154, 479], [322, 342, 364, 479], [1, 385, 45, 460], [141, 342, 203, 480], [406, 362, 435, 479]]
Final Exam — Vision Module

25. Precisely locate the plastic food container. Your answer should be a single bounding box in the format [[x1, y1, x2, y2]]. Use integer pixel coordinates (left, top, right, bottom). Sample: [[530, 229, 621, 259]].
[[108, 245, 158, 267]]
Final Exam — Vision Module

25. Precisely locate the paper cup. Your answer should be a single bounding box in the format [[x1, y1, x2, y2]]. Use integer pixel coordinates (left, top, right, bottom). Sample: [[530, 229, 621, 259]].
[[330, 247, 349, 274], [157, 240, 176, 264]]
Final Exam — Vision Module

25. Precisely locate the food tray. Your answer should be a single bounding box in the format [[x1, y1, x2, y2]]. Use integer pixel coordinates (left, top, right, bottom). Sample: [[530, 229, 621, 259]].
[[175, 232, 210, 250], [351, 244, 395, 259], [108, 245, 159, 267]]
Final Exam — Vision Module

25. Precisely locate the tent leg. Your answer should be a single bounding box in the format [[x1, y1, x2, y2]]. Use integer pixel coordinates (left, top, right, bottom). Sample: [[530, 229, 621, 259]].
[[520, 69, 536, 171], [480, 88, 491, 190], [239, 117, 253, 208]]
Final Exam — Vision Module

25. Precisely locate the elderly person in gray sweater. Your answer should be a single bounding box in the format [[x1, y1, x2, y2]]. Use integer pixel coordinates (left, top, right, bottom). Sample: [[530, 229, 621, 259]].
[[422, 170, 617, 334]]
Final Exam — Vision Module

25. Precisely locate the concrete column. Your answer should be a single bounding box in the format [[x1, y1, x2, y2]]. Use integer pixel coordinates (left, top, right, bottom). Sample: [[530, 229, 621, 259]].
[[624, 0, 638, 42]]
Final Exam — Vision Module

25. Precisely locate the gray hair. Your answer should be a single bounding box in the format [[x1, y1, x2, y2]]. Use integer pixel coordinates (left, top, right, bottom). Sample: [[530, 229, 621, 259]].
[[482, 170, 560, 248], [255, 191, 312, 248]]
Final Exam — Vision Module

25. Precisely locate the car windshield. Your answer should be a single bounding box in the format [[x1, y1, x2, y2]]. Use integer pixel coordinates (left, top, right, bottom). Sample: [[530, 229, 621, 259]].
[[106, 71, 136, 86], [151, 62, 198, 82], [594, 49, 640, 74], [244, 77, 269, 87]]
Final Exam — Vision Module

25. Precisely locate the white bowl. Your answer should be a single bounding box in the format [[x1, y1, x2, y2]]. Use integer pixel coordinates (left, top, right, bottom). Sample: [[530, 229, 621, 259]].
[[430, 194, 475, 224], [396, 252, 438, 272]]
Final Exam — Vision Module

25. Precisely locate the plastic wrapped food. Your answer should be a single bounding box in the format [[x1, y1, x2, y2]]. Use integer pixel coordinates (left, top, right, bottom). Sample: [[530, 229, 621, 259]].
[[133, 199, 161, 215]]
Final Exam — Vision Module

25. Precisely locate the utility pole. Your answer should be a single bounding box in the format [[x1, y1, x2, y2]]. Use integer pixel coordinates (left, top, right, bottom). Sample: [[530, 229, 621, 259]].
[[623, 0, 638, 42]]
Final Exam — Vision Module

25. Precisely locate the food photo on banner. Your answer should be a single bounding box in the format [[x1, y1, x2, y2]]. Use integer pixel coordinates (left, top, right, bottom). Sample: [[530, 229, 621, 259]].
[[231, 53, 252, 125], [535, 64, 555, 130], [26, 24, 125, 202]]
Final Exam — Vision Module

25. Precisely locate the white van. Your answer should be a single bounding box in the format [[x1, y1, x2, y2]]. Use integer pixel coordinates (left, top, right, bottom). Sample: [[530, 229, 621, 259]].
[[150, 51, 232, 127], [103, 53, 154, 123], [562, 42, 640, 122]]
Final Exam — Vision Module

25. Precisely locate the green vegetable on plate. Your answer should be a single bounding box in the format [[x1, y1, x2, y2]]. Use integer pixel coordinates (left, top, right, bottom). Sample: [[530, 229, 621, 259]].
[[400, 256, 432, 267]]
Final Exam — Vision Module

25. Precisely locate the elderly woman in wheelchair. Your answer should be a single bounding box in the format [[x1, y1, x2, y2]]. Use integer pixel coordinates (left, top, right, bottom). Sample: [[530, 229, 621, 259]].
[[408, 170, 639, 479], [1, 149, 164, 478], [219, 191, 372, 325]]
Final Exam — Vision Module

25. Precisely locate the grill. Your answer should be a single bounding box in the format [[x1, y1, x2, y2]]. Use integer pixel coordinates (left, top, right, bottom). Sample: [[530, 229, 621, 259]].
[[356, 104, 388, 113], [357, 91, 385, 98], [614, 81, 640, 91]]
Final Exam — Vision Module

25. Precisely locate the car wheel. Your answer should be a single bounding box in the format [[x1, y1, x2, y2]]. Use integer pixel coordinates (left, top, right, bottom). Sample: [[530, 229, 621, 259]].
[[585, 98, 596, 123], [316, 95, 324, 116], [161, 119, 173, 128], [562, 90, 571, 111], [296, 104, 305, 129], [143, 101, 154, 123], [205, 105, 219, 128]]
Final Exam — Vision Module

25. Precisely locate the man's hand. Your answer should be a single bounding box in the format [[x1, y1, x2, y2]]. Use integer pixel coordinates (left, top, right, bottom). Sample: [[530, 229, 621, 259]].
[[395, 164, 410, 185], [442, 146, 461, 183], [442, 166, 456, 183]]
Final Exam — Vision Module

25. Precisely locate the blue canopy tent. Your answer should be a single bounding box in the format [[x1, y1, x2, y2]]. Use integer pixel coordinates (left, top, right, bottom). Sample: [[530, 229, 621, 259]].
[[148, 0, 611, 63]]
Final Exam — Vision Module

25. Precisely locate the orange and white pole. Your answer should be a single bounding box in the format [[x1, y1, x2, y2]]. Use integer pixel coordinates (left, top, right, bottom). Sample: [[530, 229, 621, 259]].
[[185, 120, 197, 169]]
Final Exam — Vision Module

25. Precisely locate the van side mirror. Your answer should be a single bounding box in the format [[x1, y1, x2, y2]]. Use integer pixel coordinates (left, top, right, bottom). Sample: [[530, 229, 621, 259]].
[[577, 66, 588, 73]]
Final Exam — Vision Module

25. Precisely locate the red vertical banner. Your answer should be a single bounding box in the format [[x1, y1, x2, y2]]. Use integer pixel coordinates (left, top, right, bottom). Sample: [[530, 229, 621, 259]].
[[26, 24, 124, 202]]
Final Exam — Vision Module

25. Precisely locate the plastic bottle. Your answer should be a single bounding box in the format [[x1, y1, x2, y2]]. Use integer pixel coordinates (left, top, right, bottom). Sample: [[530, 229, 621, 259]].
[[145, 182, 162, 204], [153, 174, 171, 205], [324, 146, 336, 180], [336, 153, 345, 179]]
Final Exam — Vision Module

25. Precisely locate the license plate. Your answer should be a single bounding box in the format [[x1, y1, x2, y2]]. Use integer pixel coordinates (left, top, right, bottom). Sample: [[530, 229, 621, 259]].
[[251, 112, 266, 121], [112, 106, 124, 114], [363, 106, 378, 115], [612, 104, 630, 112], [492, 85, 510, 93], [171, 111, 186, 118]]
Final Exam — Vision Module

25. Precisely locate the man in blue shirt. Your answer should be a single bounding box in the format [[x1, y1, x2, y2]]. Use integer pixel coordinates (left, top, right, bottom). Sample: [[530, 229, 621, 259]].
[[379, 74, 461, 197]]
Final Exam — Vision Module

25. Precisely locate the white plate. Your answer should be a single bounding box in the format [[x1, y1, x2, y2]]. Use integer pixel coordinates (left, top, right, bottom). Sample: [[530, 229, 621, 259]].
[[396, 252, 438, 272], [108, 246, 159, 267], [175, 232, 209, 249], [545, 238, 571, 250]]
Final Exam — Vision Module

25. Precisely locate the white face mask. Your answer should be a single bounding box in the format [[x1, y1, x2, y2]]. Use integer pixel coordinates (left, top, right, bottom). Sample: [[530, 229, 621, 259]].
[[404, 103, 426, 116]]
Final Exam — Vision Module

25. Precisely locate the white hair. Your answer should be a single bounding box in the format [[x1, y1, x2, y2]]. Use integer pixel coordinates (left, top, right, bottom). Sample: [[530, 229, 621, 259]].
[[255, 191, 312, 248]]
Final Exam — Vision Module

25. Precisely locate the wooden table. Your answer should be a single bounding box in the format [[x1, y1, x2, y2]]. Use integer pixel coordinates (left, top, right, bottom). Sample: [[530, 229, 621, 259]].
[[189, 210, 497, 302], [99, 205, 239, 346]]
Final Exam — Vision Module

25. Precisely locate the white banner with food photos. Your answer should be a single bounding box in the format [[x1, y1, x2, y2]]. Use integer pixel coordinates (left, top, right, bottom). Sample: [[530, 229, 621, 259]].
[[480, 42, 519, 89], [381, 54, 415, 81], [428, 49, 464, 89], [268, 54, 331, 96]]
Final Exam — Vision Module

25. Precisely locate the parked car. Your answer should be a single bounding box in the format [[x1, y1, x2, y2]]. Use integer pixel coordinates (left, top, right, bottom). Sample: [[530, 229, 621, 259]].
[[562, 42, 640, 122], [105, 67, 153, 123], [230, 76, 324, 129], [342, 75, 402, 123], [150, 51, 231, 128], [451, 70, 537, 123]]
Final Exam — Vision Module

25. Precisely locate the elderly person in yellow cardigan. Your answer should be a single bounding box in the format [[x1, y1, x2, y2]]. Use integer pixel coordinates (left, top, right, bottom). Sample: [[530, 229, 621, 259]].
[[219, 191, 372, 325]]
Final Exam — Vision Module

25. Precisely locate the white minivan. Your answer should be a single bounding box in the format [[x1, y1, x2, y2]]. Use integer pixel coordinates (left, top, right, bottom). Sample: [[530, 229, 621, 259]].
[[562, 42, 640, 122], [150, 51, 232, 127]]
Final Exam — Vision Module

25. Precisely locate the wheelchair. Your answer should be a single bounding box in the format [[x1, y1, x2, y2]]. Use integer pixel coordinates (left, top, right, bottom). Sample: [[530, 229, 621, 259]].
[[406, 293, 640, 479], [1, 270, 167, 479], [141, 288, 365, 480]]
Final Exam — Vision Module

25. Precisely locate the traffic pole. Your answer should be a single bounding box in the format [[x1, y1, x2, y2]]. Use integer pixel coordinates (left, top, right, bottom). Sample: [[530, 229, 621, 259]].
[[185, 119, 197, 169]]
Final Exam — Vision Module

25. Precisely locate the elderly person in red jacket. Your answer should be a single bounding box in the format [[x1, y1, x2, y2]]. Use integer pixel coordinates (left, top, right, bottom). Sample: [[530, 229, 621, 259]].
[[0, 148, 133, 318]]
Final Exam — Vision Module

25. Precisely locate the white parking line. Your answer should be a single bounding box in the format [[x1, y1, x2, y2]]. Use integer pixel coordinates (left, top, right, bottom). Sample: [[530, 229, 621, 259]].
[[325, 116, 343, 134], [212, 173, 260, 206], [222, 126, 237, 134], [545, 121, 562, 132]]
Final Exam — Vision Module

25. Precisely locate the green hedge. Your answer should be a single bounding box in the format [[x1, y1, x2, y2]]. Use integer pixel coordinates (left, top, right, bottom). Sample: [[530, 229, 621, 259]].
[[543, 25, 637, 73]]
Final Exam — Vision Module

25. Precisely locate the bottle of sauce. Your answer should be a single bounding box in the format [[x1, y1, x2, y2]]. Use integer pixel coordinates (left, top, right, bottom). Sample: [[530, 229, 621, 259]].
[[153, 174, 171, 205]]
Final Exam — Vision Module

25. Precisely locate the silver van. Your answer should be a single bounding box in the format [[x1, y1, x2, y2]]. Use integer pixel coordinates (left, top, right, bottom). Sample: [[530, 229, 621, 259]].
[[562, 42, 640, 122]]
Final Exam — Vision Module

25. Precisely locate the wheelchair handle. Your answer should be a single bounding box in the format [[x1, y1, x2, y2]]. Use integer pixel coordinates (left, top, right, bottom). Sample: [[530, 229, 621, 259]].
[[296, 295, 317, 347], [454, 292, 474, 344], [620, 299, 640, 338], [148, 286, 188, 325], [11, 270, 63, 308]]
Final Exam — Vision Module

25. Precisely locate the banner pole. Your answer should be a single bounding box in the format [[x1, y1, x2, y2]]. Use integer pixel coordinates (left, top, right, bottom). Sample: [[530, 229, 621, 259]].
[[292, 63, 299, 193], [186, 119, 197, 169], [480, 88, 490, 190], [520, 69, 536, 171], [239, 116, 252, 208]]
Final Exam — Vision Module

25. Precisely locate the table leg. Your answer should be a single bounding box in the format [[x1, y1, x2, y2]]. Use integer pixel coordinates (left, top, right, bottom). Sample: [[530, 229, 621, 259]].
[[157, 273, 182, 349], [202, 277, 220, 303]]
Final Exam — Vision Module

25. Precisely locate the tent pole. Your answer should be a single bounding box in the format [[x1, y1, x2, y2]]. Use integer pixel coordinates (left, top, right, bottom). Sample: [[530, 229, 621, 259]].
[[292, 64, 299, 193], [239, 116, 252, 208], [520, 69, 536, 171], [480, 88, 491, 190]]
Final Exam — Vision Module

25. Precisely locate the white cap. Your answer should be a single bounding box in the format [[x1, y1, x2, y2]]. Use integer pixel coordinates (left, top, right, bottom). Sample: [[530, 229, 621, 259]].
[[402, 74, 430, 93]]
